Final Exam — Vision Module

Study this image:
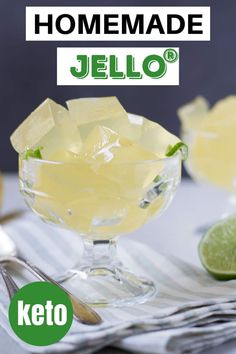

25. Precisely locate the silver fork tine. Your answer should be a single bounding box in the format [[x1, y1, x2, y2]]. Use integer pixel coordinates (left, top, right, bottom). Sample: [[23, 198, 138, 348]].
[[0, 266, 19, 299]]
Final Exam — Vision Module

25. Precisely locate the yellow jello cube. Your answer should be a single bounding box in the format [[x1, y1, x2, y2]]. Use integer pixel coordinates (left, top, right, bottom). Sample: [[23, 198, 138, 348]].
[[181, 96, 236, 190], [66, 96, 127, 126], [36, 117, 82, 161], [81, 125, 161, 192], [66, 96, 143, 141], [10, 98, 68, 154], [177, 96, 209, 131], [137, 118, 180, 157]]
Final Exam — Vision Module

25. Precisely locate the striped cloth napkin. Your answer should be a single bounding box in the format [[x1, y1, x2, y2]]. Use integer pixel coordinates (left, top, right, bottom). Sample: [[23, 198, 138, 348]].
[[1, 214, 236, 354]]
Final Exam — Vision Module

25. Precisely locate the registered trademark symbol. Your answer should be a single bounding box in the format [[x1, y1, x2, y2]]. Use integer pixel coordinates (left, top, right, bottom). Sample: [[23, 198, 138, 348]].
[[163, 49, 178, 63]]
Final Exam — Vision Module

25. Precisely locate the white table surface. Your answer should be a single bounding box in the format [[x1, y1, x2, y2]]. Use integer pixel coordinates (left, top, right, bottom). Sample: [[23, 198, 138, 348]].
[[1, 174, 236, 354]]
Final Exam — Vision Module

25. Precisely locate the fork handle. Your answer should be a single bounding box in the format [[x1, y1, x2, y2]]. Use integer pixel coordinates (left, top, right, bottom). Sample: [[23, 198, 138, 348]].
[[20, 257, 102, 325], [1, 256, 102, 325]]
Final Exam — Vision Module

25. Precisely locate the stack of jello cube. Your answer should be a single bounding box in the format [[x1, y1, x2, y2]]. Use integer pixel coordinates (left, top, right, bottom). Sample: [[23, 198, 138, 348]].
[[11, 97, 181, 236]]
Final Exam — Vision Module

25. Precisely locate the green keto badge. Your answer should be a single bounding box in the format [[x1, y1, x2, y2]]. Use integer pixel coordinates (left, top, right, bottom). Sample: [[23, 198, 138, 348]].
[[9, 282, 73, 346]]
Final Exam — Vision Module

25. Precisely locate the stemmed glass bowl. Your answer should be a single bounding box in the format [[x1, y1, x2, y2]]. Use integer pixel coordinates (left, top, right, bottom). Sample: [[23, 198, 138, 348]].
[[181, 125, 236, 227], [19, 122, 182, 307]]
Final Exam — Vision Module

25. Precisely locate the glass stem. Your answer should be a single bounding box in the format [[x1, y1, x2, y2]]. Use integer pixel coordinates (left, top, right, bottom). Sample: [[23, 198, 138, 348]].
[[81, 238, 119, 270]]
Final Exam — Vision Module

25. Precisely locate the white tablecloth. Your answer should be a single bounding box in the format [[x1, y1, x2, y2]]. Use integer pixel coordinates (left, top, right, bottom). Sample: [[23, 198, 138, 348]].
[[1, 174, 235, 354]]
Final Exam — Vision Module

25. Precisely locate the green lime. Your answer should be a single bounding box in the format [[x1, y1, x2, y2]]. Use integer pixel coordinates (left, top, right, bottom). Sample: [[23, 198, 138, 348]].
[[165, 142, 188, 160], [199, 216, 236, 280]]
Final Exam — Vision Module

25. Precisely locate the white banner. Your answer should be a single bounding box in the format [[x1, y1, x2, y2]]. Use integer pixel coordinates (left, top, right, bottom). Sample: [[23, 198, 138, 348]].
[[26, 7, 210, 41], [57, 47, 179, 86]]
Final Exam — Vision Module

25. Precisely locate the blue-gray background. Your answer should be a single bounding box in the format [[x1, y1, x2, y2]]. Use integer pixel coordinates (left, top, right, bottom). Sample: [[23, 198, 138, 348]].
[[1, 0, 235, 171]]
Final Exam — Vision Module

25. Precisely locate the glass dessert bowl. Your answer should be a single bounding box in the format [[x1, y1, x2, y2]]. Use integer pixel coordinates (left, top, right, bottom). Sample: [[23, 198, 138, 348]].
[[11, 97, 186, 307], [178, 96, 236, 227], [19, 151, 181, 306]]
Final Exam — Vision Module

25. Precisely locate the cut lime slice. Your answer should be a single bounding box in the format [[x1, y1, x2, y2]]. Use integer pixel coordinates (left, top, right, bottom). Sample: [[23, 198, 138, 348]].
[[165, 142, 188, 160], [199, 216, 236, 280], [23, 147, 43, 160]]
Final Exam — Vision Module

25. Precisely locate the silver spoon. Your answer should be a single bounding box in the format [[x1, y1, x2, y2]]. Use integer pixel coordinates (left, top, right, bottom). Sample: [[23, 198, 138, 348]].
[[0, 226, 102, 325]]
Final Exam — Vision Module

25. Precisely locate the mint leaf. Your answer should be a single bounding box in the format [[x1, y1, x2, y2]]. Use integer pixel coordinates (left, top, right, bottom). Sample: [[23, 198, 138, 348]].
[[23, 147, 43, 160]]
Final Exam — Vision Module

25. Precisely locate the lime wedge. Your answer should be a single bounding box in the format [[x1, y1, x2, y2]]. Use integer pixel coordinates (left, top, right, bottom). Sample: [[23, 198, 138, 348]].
[[165, 142, 188, 160], [23, 147, 43, 160], [199, 216, 236, 280]]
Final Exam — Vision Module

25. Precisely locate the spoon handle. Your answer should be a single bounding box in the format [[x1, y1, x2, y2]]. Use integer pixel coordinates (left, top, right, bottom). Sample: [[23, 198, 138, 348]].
[[5, 256, 102, 325], [0, 266, 19, 299]]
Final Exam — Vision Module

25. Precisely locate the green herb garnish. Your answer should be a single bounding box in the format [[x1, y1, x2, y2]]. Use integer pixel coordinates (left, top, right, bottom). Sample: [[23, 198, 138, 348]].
[[165, 142, 188, 160], [23, 147, 43, 160]]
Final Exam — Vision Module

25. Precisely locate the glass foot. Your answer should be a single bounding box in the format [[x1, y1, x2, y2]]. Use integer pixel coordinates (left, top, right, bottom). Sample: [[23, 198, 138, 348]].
[[55, 239, 156, 307], [58, 265, 156, 307]]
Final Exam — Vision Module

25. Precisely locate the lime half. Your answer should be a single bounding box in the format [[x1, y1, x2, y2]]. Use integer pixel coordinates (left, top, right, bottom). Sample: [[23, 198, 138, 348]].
[[199, 216, 236, 280]]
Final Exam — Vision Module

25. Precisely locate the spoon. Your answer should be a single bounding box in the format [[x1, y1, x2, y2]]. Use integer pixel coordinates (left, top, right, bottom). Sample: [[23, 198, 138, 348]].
[[0, 210, 26, 225], [0, 226, 102, 325]]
